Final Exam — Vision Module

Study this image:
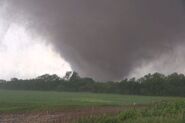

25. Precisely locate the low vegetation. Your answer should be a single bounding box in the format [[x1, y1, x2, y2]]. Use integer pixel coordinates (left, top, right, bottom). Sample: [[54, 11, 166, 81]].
[[0, 72, 185, 122], [77, 101, 185, 123], [0, 89, 183, 113]]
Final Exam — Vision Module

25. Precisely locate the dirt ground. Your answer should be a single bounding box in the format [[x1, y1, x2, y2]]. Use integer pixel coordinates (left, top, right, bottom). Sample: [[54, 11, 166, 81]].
[[0, 105, 146, 123]]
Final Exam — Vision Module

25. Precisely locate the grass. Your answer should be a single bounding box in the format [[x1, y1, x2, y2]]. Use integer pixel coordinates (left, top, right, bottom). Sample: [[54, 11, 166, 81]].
[[0, 89, 184, 113], [77, 101, 185, 123]]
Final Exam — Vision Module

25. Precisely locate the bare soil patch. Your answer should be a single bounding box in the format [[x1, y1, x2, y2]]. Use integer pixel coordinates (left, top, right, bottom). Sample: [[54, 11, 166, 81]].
[[0, 105, 147, 123]]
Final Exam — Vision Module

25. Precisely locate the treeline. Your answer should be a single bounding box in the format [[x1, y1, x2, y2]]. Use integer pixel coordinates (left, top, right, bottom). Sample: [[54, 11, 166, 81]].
[[0, 72, 185, 97]]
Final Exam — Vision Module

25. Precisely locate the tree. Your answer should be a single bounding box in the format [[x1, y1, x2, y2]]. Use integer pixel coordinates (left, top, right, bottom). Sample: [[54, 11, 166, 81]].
[[11, 78, 19, 81], [63, 71, 73, 80], [36, 74, 61, 81], [70, 71, 80, 81]]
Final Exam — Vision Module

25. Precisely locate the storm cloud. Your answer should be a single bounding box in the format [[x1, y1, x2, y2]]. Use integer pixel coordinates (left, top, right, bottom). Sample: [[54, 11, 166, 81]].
[[2, 0, 185, 80]]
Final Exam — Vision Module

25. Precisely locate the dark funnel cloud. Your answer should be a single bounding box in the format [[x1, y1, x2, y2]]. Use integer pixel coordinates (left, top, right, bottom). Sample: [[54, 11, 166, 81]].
[[6, 0, 185, 80]]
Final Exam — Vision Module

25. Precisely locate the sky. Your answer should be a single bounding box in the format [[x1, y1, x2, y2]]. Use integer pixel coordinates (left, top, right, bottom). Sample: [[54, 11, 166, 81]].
[[0, 5, 71, 80], [0, 0, 185, 81]]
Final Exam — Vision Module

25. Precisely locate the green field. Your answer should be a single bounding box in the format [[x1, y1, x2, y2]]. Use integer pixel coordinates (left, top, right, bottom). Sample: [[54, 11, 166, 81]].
[[0, 89, 184, 113], [78, 101, 185, 123]]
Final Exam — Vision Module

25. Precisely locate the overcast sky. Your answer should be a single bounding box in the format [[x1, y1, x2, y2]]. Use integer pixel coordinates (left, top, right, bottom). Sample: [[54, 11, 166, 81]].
[[0, 0, 185, 81], [0, 10, 71, 80]]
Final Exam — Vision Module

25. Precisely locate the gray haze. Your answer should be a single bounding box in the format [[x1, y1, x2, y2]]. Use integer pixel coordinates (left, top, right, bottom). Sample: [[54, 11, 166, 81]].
[[2, 0, 185, 80]]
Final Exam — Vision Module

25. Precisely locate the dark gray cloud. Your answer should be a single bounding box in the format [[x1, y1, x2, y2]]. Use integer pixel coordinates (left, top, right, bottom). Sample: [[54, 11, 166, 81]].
[[5, 0, 185, 80]]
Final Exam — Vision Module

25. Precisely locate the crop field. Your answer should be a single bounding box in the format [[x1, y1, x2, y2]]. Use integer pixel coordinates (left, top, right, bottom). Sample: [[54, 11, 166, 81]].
[[0, 89, 184, 123], [0, 89, 183, 113]]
